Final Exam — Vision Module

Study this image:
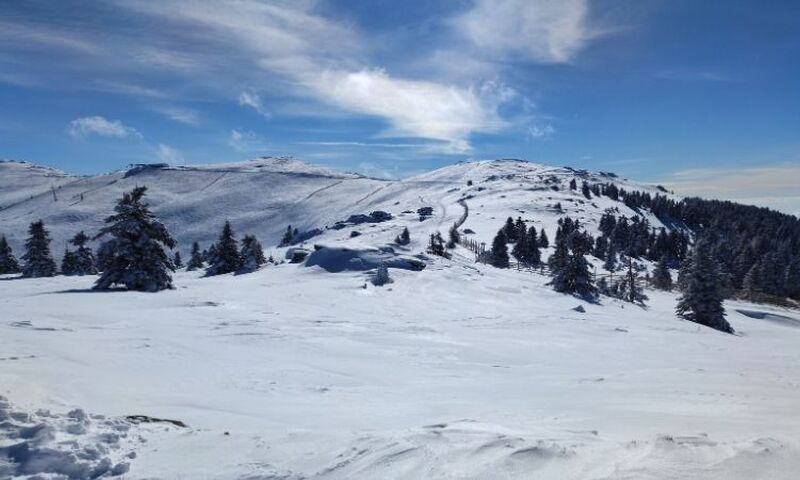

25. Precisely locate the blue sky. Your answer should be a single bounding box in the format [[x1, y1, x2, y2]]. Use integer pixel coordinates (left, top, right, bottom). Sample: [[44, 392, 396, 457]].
[[1, 0, 799, 213]]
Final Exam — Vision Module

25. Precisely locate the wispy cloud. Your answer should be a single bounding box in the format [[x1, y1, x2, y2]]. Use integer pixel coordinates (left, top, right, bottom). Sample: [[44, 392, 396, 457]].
[[662, 164, 800, 216], [238, 91, 270, 118], [301, 141, 425, 148], [68, 116, 140, 138], [453, 0, 598, 63], [654, 68, 730, 82], [529, 123, 555, 139], [156, 143, 184, 163], [229, 129, 268, 153], [153, 105, 201, 125]]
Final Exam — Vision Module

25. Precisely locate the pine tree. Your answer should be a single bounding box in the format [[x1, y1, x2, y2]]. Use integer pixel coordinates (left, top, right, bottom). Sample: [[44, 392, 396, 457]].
[[395, 227, 410, 245], [675, 240, 733, 334], [511, 226, 527, 262], [93, 187, 176, 291], [280, 226, 294, 246], [489, 230, 510, 268], [64, 231, 97, 276], [550, 231, 596, 297], [447, 223, 460, 248], [0, 235, 21, 274], [651, 255, 673, 291], [603, 245, 617, 272], [503, 217, 517, 243], [239, 234, 266, 273], [173, 251, 183, 269], [206, 221, 241, 276], [548, 231, 571, 273], [569, 178, 577, 190], [61, 248, 76, 276], [22, 220, 57, 278], [427, 232, 448, 258], [372, 262, 393, 286], [785, 258, 800, 300], [581, 181, 592, 199], [514, 217, 526, 240], [187, 242, 205, 271], [538, 228, 549, 248], [741, 262, 762, 300], [620, 257, 648, 305], [523, 226, 541, 266]]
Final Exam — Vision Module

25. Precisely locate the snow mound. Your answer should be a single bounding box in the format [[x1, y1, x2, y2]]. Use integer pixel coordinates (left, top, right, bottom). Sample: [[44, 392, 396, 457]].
[[304, 245, 426, 273], [0, 396, 139, 479], [736, 309, 800, 328], [297, 422, 800, 480]]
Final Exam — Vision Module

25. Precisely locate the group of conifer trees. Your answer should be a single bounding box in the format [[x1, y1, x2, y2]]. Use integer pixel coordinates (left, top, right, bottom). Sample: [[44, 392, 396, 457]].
[[0, 186, 270, 292], [486, 214, 736, 334]]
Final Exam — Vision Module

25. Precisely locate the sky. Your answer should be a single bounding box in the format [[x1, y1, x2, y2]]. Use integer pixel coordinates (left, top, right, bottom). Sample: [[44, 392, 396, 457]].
[[1, 0, 799, 214]]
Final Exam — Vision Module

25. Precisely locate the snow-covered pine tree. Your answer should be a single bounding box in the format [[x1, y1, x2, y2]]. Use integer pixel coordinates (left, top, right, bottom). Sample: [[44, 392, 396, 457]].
[[93, 187, 176, 291], [238, 234, 266, 273], [490, 230, 510, 268], [186, 242, 204, 271], [651, 255, 673, 291], [371, 262, 393, 286], [395, 227, 410, 245], [22, 220, 57, 278], [675, 240, 733, 334], [173, 251, 183, 269], [206, 221, 241, 276], [67, 231, 97, 276], [0, 235, 21, 274]]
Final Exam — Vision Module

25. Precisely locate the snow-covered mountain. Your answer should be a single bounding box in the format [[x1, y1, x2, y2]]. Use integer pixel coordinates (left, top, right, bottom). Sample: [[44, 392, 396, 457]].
[[3, 157, 800, 479], [0, 157, 672, 258]]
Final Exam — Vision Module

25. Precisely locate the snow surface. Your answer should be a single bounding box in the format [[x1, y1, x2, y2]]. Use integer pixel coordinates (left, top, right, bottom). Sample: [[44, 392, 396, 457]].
[[3, 261, 800, 478], [2, 158, 799, 478]]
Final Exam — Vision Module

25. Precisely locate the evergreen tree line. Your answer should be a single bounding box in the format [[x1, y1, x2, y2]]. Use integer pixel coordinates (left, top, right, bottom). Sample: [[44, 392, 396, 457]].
[[566, 180, 799, 302], [485, 214, 734, 334], [0, 186, 271, 292]]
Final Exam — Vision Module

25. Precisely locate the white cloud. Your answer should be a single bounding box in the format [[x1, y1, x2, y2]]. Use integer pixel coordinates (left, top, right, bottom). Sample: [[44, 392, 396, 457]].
[[237, 91, 270, 118], [109, 1, 511, 153], [156, 143, 183, 163], [153, 106, 201, 125], [454, 0, 595, 63], [662, 164, 800, 216], [529, 124, 555, 139], [306, 69, 509, 153], [68, 116, 139, 138], [229, 129, 268, 153]]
